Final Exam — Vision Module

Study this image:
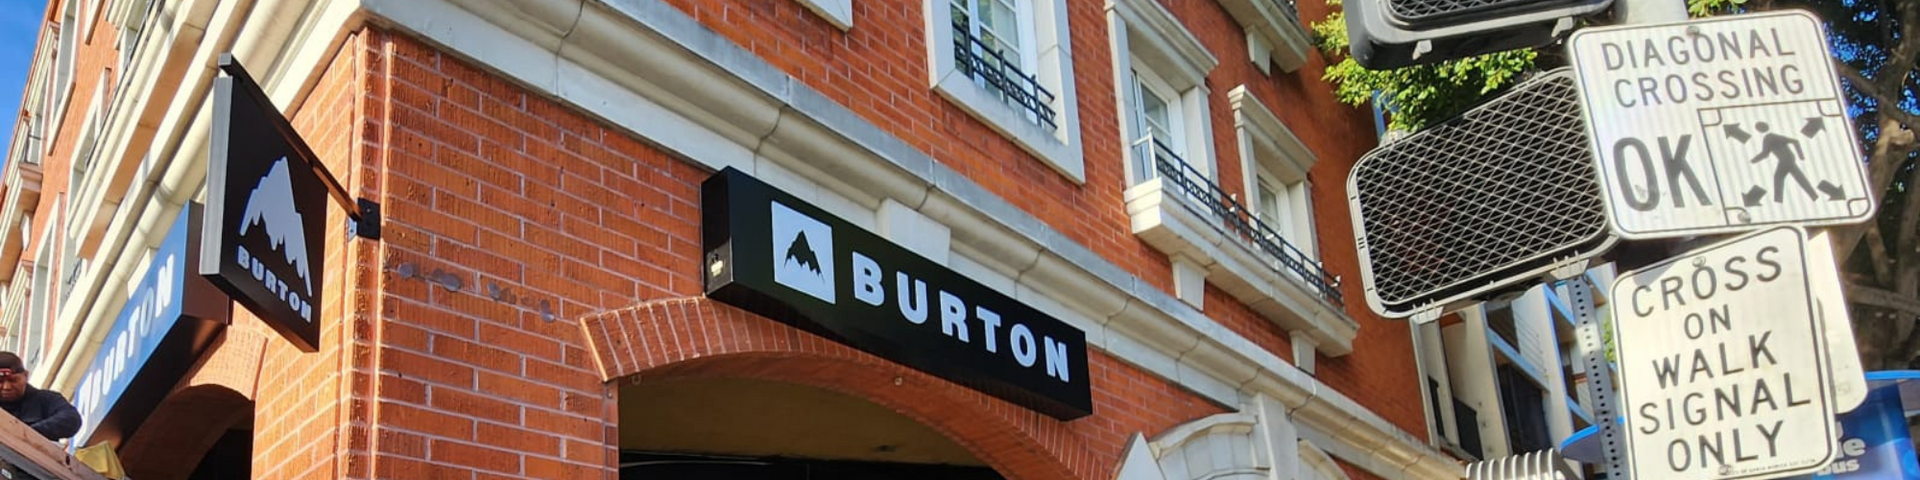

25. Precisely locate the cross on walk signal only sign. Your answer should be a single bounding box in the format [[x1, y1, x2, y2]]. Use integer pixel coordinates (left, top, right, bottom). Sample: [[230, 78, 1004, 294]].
[[1569, 11, 1875, 239]]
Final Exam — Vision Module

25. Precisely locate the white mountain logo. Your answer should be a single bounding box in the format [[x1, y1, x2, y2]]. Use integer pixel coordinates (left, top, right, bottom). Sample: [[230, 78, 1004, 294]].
[[771, 201, 835, 304], [240, 157, 313, 294]]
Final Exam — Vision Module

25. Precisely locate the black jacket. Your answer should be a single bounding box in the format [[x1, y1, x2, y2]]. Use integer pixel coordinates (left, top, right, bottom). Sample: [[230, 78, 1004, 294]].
[[1, 387, 82, 441]]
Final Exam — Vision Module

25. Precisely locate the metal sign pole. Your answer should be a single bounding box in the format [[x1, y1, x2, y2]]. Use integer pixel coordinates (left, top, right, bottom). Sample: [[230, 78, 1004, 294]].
[[1577, 3, 1683, 479], [1570, 276, 1629, 480]]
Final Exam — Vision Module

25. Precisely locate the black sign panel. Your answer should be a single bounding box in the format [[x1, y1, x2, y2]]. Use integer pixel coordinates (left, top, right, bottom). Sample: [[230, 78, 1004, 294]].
[[200, 75, 328, 352], [702, 168, 1093, 420]]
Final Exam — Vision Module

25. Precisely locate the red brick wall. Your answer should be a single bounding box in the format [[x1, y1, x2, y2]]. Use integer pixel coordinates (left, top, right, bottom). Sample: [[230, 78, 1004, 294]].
[[282, 25, 1238, 480], [249, 27, 370, 480], [655, 0, 1425, 438]]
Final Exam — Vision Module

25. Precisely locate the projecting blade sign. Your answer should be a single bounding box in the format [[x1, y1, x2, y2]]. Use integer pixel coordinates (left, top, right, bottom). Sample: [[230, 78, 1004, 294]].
[[1569, 11, 1874, 239]]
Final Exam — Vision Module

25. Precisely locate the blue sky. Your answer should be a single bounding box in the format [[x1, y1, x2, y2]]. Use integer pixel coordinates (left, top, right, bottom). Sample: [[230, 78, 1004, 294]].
[[0, 0, 48, 167]]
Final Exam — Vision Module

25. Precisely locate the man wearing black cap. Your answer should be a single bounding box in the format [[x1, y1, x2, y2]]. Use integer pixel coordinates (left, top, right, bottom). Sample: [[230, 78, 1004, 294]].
[[0, 352, 80, 441]]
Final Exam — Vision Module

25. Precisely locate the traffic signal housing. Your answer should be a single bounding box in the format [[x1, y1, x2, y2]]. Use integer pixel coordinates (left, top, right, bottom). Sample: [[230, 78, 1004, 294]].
[[1346, 0, 1611, 69]]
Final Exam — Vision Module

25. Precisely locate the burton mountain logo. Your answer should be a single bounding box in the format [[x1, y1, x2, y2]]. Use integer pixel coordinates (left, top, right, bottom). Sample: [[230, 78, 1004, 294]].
[[771, 201, 835, 304], [240, 157, 313, 294]]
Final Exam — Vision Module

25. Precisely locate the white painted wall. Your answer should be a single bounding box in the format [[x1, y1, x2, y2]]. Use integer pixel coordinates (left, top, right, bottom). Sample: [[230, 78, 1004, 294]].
[[1443, 307, 1508, 459]]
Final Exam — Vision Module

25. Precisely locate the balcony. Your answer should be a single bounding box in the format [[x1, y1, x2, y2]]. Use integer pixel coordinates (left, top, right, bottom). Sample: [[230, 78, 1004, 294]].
[[1125, 138, 1357, 355], [951, 19, 1059, 131], [0, 122, 44, 283], [1217, 0, 1314, 72]]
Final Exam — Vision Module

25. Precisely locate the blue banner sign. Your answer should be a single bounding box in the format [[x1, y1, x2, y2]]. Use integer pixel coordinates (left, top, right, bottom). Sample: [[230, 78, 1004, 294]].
[[1796, 385, 1920, 480], [71, 212, 192, 446]]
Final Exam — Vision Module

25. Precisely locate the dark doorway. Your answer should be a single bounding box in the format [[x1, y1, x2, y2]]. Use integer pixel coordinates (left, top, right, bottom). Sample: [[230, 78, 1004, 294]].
[[187, 429, 251, 480]]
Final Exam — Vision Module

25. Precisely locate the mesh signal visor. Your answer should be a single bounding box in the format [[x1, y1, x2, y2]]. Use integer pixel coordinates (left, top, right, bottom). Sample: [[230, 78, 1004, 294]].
[[1347, 68, 1616, 318]]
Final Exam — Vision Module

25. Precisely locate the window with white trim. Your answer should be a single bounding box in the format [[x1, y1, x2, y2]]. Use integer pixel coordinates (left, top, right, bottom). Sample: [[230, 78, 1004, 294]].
[[1108, 0, 1217, 189], [1228, 86, 1318, 267], [1126, 66, 1183, 185], [926, 0, 1084, 182]]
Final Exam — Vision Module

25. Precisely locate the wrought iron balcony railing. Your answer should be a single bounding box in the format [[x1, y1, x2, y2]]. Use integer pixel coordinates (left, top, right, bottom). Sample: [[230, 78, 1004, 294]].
[[951, 20, 1059, 131], [1270, 0, 1303, 28], [1136, 137, 1344, 307]]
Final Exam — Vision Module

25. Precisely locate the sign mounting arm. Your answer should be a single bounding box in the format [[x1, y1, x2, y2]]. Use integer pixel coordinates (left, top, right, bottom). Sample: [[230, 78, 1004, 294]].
[[216, 53, 382, 240]]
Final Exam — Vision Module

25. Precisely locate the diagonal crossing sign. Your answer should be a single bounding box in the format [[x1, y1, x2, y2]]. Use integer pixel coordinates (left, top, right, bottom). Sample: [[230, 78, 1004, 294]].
[[1569, 11, 1874, 239]]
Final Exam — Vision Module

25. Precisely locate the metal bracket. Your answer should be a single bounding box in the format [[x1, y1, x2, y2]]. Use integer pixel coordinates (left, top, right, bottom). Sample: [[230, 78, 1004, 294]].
[[1410, 307, 1443, 325], [353, 198, 381, 240], [1549, 258, 1592, 281]]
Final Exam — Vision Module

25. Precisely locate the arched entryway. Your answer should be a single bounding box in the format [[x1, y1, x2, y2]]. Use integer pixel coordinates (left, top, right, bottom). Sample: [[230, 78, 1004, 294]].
[[115, 328, 267, 480], [581, 297, 1094, 480]]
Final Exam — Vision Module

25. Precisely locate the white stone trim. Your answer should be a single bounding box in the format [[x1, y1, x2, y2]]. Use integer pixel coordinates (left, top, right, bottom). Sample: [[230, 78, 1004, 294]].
[[1300, 438, 1353, 480], [1106, 0, 1215, 89], [1213, 0, 1313, 73], [793, 0, 852, 30], [925, 0, 1085, 183], [1228, 86, 1314, 184]]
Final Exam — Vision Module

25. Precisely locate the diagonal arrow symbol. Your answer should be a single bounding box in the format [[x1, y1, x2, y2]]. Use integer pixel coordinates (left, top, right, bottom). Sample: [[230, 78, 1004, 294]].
[[1744, 186, 1768, 207], [1818, 181, 1846, 200], [1725, 123, 1752, 143], [1802, 117, 1825, 138]]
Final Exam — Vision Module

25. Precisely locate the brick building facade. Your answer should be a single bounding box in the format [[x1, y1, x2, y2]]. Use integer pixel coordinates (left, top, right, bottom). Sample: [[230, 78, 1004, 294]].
[[0, 0, 1465, 479]]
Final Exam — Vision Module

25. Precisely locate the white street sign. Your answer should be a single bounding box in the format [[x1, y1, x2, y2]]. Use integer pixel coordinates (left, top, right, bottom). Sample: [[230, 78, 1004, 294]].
[[1570, 11, 1874, 239], [1611, 226, 1836, 480], [1806, 230, 1866, 412]]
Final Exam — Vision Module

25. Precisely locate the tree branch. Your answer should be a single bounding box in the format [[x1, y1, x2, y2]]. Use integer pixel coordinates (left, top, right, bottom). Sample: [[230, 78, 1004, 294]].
[[1863, 223, 1895, 286], [1835, 117, 1917, 265], [1836, 65, 1920, 129]]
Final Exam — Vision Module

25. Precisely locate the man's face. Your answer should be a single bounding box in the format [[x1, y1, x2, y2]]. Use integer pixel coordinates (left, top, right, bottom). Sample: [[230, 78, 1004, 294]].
[[0, 369, 27, 402]]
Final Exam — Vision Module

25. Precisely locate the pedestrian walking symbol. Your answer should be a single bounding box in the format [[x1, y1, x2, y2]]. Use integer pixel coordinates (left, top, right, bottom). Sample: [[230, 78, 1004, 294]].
[[1729, 119, 1850, 206], [1698, 100, 1870, 225]]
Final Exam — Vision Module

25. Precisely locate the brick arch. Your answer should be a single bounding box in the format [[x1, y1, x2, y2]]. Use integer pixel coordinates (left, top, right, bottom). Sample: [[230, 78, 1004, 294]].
[[579, 297, 1094, 480], [117, 328, 269, 480]]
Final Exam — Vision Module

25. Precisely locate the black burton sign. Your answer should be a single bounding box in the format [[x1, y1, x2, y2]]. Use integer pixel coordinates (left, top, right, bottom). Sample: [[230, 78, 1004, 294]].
[[702, 168, 1093, 420], [200, 72, 329, 352]]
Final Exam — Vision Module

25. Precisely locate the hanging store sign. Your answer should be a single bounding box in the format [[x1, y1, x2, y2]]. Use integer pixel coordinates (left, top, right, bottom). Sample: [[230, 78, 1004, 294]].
[[700, 168, 1093, 420], [73, 205, 229, 448], [201, 68, 330, 352]]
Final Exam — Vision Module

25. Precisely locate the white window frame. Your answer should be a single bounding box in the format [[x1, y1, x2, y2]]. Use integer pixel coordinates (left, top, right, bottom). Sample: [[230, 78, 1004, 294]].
[[1108, 0, 1217, 189], [46, 2, 81, 155], [1126, 64, 1185, 186], [926, 0, 1085, 182], [23, 198, 61, 372], [1228, 86, 1317, 263], [82, 0, 104, 41]]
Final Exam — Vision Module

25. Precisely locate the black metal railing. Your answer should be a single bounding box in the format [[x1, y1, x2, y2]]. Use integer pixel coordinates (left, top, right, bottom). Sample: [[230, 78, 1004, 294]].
[[1136, 137, 1344, 307], [1269, 0, 1303, 29], [951, 19, 1059, 131]]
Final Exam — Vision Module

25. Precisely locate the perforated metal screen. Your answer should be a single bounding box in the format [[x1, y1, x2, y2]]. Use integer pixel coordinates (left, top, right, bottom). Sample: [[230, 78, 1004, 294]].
[[1385, 0, 1557, 24], [1348, 68, 1615, 318]]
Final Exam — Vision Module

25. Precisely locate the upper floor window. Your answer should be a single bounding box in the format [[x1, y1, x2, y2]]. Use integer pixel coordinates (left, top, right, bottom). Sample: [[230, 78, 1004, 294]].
[[1109, 0, 1217, 189], [926, 0, 1085, 182], [1127, 66, 1185, 186], [1228, 87, 1318, 266]]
